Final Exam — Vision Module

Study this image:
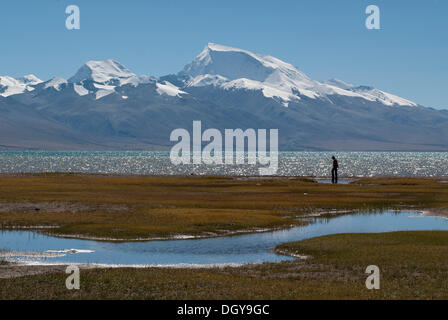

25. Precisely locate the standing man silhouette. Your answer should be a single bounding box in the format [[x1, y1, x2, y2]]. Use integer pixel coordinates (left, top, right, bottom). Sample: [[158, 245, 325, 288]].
[[331, 156, 339, 184]]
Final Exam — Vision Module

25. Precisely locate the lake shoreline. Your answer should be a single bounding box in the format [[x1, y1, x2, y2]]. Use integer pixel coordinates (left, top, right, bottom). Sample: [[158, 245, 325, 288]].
[[0, 174, 447, 241], [2, 209, 447, 271], [2, 230, 448, 299]]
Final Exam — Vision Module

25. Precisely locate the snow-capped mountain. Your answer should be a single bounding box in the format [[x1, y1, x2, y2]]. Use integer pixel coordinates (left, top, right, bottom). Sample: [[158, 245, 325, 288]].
[[156, 81, 187, 97], [323, 78, 417, 107], [68, 59, 137, 84], [43, 78, 68, 91], [0, 44, 418, 106], [0, 43, 447, 151], [0, 74, 42, 97], [182, 43, 418, 107], [67, 59, 156, 99]]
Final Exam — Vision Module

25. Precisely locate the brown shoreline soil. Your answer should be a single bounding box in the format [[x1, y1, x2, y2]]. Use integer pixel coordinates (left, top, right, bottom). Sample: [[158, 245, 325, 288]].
[[0, 263, 103, 279], [421, 207, 448, 219], [0, 264, 68, 279]]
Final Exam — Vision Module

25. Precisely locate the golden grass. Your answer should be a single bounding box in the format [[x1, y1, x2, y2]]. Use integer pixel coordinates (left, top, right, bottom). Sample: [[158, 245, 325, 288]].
[[0, 174, 447, 239]]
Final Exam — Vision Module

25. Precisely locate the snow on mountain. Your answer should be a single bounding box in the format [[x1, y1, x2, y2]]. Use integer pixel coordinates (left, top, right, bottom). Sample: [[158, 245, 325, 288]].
[[19, 74, 43, 85], [66, 59, 183, 100], [182, 43, 352, 105], [156, 81, 187, 97], [44, 77, 68, 91], [351, 86, 418, 107], [182, 43, 418, 107], [324, 79, 418, 107], [324, 78, 354, 90], [0, 75, 42, 97], [68, 59, 157, 99], [93, 83, 116, 100], [73, 84, 89, 96], [0, 44, 444, 152], [69, 59, 137, 85], [183, 43, 311, 82], [186, 74, 228, 87], [0, 44, 419, 107], [182, 43, 320, 105]]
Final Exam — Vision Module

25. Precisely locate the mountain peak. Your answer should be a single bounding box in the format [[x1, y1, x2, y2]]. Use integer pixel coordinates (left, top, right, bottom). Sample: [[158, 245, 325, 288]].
[[205, 42, 250, 53], [0, 74, 42, 97], [69, 59, 136, 84], [181, 43, 419, 107], [183, 43, 311, 85], [19, 74, 43, 85]]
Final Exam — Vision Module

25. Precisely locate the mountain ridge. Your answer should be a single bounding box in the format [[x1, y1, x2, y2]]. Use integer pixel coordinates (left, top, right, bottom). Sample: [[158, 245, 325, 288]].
[[0, 43, 447, 151]]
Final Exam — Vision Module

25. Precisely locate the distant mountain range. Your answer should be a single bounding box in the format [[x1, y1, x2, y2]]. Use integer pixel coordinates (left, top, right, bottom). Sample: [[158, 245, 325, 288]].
[[1, 43, 448, 151]]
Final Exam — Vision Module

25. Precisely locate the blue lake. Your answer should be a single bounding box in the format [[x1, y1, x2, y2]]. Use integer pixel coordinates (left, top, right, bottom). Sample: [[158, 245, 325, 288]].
[[0, 151, 447, 177]]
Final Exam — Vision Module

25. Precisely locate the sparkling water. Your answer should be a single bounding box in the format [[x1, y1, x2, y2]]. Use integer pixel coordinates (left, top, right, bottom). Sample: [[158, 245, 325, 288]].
[[0, 151, 447, 177]]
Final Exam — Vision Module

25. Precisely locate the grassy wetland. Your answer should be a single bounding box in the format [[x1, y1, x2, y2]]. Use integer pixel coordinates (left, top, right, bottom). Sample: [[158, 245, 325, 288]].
[[0, 174, 447, 240], [2, 231, 448, 299], [0, 174, 447, 299]]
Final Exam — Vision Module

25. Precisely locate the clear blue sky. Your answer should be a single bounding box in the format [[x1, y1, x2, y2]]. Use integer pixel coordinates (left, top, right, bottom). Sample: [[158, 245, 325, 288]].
[[1, 0, 447, 109]]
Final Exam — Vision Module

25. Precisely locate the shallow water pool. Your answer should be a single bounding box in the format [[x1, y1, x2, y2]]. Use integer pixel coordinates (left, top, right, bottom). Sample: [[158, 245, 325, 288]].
[[315, 179, 352, 184], [1, 211, 447, 266]]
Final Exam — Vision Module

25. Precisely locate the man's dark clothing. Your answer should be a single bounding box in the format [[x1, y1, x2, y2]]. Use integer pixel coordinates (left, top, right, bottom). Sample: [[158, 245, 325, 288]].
[[332, 158, 338, 184]]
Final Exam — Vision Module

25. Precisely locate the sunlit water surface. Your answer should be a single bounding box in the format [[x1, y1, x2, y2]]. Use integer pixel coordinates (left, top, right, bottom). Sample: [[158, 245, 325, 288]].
[[0, 151, 447, 177]]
